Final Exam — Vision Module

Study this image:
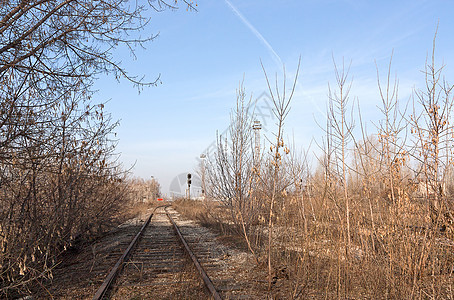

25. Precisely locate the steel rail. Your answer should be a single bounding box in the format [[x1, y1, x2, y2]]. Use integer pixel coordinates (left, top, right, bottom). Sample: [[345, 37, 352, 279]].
[[92, 205, 168, 300], [166, 208, 222, 300]]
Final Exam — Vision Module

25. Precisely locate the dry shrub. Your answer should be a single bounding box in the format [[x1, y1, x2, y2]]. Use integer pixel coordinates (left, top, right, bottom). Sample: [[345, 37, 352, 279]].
[[0, 84, 130, 298]]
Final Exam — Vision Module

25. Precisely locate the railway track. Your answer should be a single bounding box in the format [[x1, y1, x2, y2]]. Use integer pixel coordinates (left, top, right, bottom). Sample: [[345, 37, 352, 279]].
[[92, 205, 222, 299]]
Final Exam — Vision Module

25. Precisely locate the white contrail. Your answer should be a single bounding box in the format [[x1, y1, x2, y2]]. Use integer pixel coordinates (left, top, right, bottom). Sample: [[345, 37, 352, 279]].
[[224, 0, 283, 68], [224, 0, 326, 120]]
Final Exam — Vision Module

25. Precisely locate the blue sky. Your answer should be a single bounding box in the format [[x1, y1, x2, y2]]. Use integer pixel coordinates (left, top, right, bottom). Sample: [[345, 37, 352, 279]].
[[94, 0, 454, 195]]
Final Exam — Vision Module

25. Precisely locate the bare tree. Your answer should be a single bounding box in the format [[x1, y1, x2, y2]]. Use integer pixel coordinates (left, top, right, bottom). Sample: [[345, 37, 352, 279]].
[[205, 81, 259, 261], [206, 82, 254, 210], [327, 58, 355, 250], [324, 58, 355, 299], [409, 32, 454, 229], [0, 0, 196, 82], [261, 57, 300, 290]]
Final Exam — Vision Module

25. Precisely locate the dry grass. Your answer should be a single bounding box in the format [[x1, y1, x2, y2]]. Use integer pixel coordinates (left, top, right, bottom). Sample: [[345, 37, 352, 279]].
[[173, 192, 454, 299], [173, 199, 255, 251]]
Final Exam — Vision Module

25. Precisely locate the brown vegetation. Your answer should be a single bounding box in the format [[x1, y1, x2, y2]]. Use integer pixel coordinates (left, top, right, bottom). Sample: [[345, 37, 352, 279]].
[[194, 38, 454, 299]]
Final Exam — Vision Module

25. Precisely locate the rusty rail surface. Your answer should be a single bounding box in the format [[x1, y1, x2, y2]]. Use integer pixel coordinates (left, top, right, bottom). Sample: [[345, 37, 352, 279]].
[[165, 207, 222, 300], [92, 205, 167, 300]]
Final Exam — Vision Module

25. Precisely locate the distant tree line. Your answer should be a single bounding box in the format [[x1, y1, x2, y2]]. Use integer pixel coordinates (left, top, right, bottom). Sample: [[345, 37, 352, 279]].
[[129, 177, 162, 203]]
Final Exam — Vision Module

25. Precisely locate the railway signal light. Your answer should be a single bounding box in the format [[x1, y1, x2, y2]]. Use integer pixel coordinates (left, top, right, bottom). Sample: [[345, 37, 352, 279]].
[[187, 173, 192, 200]]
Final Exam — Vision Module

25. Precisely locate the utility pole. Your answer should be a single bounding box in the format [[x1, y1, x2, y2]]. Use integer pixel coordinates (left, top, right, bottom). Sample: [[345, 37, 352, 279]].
[[252, 120, 262, 170], [200, 154, 206, 200], [252, 120, 262, 210]]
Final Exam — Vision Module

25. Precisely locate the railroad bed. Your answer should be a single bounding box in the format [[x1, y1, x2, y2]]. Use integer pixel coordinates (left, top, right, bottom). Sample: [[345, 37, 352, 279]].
[[93, 206, 264, 299], [101, 207, 210, 299]]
